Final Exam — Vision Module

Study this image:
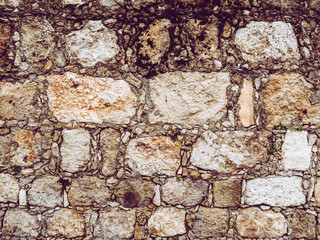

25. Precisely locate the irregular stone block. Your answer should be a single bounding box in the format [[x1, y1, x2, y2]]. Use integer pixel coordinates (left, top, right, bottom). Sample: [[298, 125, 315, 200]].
[[0, 23, 11, 67], [291, 210, 316, 239], [47, 72, 137, 124], [115, 178, 154, 208], [235, 21, 300, 63], [186, 207, 229, 238], [149, 72, 230, 124], [47, 208, 85, 238], [236, 207, 287, 238], [68, 176, 111, 207], [148, 207, 186, 237], [314, 178, 320, 206], [282, 130, 312, 170], [162, 178, 208, 206], [0, 81, 37, 120], [2, 209, 39, 238], [0, 0, 21, 7], [213, 180, 242, 207], [66, 20, 119, 67], [190, 130, 271, 173], [125, 136, 180, 176], [244, 176, 305, 206], [94, 208, 136, 239], [28, 176, 63, 207], [0, 173, 19, 203], [238, 79, 254, 127]]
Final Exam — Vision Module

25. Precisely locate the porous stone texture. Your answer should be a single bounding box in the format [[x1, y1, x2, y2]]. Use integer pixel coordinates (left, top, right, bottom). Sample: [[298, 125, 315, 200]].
[[282, 130, 312, 170], [0, 173, 19, 203], [94, 208, 136, 239], [235, 21, 300, 63], [2, 209, 39, 238], [60, 128, 90, 173], [20, 17, 55, 63], [161, 178, 208, 206], [238, 79, 254, 127], [236, 207, 287, 238], [28, 176, 63, 207], [291, 210, 316, 239], [46, 208, 85, 238], [149, 72, 230, 124], [148, 207, 186, 237], [125, 136, 180, 176], [0, 0, 21, 7], [0, 23, 11, 66], [115, 177, 154, 208], [47, 72, 137, 124], [66, 20, 119, 67], [213, 180, 242, 207], [68, 176, 111, 207], [244, 176, 305, 206], [0, 82, 37, 120], [187, 207, 229, 238], [190, 130, 271, 172]]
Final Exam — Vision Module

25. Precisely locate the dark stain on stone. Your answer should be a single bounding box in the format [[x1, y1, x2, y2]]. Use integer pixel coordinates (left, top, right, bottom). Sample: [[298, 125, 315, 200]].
[[123, 191, 140, 208]]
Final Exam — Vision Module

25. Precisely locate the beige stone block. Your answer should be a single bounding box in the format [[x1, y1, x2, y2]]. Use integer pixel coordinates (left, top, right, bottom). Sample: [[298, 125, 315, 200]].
[[238, 79, 254, 127], [214, 180, 241, 207]]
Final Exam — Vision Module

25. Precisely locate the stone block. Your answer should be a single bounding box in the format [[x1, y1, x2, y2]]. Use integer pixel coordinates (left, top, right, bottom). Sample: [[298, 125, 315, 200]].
[[213, 180, 242, 207], [0, 173, 19, 203], [238, 79, 254, 127], [291, 210, 316, 239]]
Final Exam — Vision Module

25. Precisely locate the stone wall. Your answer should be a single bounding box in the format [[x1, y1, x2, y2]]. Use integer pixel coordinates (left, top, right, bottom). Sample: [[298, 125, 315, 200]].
[[1, 0, 320, 239]]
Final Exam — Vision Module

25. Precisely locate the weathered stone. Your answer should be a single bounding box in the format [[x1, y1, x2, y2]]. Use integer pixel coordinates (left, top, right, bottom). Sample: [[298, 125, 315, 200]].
[[47, 72, 137, 124], [68, 176, 111, 207], [2, 209, 39, 238], [244, 176, 305, 206], [0, 23, 11, 67], [214, 180, 241, 207], [309, 0, 320, 12], [314, 178, 320, 206], [28, 176, 63, 207], [235, 21, 300, 63], [99, 0, 124, 9], [162, 178, 208, 206], [282, 130, 312, 170], [148, 207, 186, 237], [236, 207, 287, 238], [0, 173, 19, 203], [238, 79, 254, 127], [137, 19, 170, 64], [20, 17, 55, 63], [94, 208, 136, 239], [291, 210, 316, 239], [60, 128, 90, 173], [66, 20, 119, 67], [0, 82, 37, 120], [100, 128, 120, 176], [125, 136, 180, 176], [263, 0, 300, 9], [63, 0, 88, 4], [47, 208, 85, 238], [115, 178, 154, 208], [149, 72, 230, 124], [190, 130, 271, 173], [132, 0, 156, 8], [262, 73, 320, 128], [187, 207, 229, 238], [0, 0, 21, 7]]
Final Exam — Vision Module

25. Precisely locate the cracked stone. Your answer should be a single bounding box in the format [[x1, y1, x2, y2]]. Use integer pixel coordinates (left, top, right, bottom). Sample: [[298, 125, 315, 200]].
[[0, 173, 19, 203]]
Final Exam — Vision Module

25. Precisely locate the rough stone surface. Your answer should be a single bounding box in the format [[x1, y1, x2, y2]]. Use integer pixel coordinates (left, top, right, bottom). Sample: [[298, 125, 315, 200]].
[[115, 177, 154, 208], [235, 21, 300, 63], [0, 23, 11, 67], [46, 208, 85, 238], [100, 128, 121, 176], [63, 0, 88, 4], [94, 208, 136, 239], [99, 0, 124, 9], [2, 209, 39, 238], [0, 0, 21, 7], [315, 178, 320, 206], [60, 128, 90, 173], [236, 207, 287, 238], [263, 0, 300, 9], [125, 136, 180, 176], [282, 130, 312, 170], [213, 180, 242, 207], [190, 130, 271, 172], [310, 0, 320, 12], [0, 82, 37, 120], [0, 173, 19, 203], [291, 210, 316, 239], [47, 72, 137, 124], [238, 79, 254, 127], [187, 207, 229, 238], [28, 176, 63, 207], [68, 176, 111, 207], [20, 17, 55, 63], [66, 20, 119, 67], [162, 178, 208, 206], [132, 0, 156, 8], [244, 176, 305, 206], [148, 207, 186, 237], [149, 72, 230, 124]]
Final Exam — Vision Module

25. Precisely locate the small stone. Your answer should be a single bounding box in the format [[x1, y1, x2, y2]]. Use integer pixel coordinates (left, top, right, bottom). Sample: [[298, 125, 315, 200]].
[[19, 189, 27, 206], [153, 185, 161, 206], [0, 173, 19, 203], [222, 21, 232, 38], [99, 0, 124, 9], [291, 209, 316, 239], [63, 0, 88, 4], [44, 60, 53, 71], [214, 180, 242, 207], [314, 178, 320, 206], [263, 0, 300, 8], [238, 79, 254, 127]]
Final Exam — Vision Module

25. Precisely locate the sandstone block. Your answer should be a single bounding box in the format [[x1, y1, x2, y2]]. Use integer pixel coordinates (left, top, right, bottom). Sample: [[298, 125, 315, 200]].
[[213, 180, 242, 207], [0, 173, 19, 203], [47, 72, 137, 124], [0, 23, 11, 67], [291, 209, 316, 239], [238, 79, 254, 127], [149, 72, 230, 124]]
